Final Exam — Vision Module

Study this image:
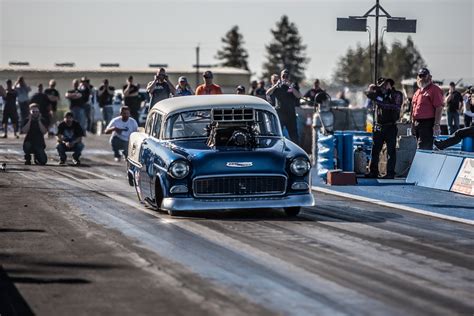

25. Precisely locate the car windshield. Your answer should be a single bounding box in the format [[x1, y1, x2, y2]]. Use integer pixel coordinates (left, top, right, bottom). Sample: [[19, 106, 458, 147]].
[[163, 109, 281, 139]]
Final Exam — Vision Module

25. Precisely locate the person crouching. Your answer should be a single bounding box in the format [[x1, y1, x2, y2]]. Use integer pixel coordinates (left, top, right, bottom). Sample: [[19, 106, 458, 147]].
[[56, 112, 85, 165], [104, 106, 138, 162], [22, 103, 48, 165]]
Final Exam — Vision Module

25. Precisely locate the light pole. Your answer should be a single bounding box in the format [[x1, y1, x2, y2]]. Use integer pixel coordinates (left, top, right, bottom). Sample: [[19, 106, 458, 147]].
[[337, 0, 417, 83]]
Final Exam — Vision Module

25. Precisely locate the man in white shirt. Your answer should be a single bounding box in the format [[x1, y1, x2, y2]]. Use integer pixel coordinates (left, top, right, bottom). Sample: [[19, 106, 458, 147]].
[[104, 106, 138, 162]]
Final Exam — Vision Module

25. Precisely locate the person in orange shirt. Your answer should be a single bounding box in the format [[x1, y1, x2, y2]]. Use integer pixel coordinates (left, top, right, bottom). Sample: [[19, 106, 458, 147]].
[[195, 71, 223, 95]]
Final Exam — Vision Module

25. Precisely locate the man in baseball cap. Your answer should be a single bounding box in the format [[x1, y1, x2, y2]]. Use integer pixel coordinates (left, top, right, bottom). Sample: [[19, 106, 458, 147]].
[[235, 85, 246, 94], [411, 67, 444, 149], [195, 70, 222, 95]]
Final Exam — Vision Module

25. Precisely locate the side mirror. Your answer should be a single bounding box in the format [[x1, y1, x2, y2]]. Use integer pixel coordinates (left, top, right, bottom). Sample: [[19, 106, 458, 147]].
[[138, 127, 145, 133]]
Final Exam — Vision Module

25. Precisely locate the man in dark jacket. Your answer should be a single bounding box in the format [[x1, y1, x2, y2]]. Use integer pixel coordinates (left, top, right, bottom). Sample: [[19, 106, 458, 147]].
[[56, 112, 85, 165], [366, 77, 403, 179], [22, 103, 48, 165], [30, 83, 52, 129], [266, 69, 302, 143]]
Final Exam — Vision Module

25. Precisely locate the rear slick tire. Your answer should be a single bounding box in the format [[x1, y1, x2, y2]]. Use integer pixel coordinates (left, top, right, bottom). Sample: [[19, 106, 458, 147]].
[[284, 207, 301, 217]]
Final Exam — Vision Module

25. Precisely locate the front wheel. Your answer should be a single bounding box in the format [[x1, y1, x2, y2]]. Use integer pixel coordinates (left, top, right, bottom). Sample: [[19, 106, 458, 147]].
[[284, 207, 301, 217]]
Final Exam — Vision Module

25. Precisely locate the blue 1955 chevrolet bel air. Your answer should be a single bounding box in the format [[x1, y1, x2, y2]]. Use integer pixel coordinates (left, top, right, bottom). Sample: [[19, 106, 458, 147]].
[[127, 95, 314, 216]]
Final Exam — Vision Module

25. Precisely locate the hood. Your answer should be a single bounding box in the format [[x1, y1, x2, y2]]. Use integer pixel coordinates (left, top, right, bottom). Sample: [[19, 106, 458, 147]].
[[168, 138, 294, 176]]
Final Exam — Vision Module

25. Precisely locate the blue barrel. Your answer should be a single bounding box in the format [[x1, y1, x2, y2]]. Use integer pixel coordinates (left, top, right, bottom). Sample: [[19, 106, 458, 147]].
[[317, 133, 335, 179], [461, 136, 474, 152], [342, 133, 354, 171], [334, 132, 344, 169]]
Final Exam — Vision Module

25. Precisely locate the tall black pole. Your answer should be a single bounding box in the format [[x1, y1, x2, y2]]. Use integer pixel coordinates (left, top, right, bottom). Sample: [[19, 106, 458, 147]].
[[195, 45, 200, 88], [374, 0, 380, 83]]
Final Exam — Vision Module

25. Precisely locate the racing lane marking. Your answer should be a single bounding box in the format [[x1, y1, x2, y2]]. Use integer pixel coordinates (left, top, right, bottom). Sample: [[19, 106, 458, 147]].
[[312, 186, 474, 226]]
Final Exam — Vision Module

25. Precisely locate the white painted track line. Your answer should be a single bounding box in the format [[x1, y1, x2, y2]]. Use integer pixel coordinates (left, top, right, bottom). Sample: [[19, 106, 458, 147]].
[[312, 186, 474, 226]]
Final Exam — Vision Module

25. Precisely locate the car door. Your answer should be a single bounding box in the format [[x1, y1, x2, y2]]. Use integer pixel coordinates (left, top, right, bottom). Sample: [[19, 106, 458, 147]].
[[139, 112, 156, 200]]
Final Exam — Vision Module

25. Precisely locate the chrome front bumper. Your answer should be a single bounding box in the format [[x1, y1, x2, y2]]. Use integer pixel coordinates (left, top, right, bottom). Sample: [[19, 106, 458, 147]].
[[161, 193, 315, 211]]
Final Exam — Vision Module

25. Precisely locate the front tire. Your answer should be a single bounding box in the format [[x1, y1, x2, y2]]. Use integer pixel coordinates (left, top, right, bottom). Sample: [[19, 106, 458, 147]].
[[284, 207, 301, 217], [154, 179, 164, 211]]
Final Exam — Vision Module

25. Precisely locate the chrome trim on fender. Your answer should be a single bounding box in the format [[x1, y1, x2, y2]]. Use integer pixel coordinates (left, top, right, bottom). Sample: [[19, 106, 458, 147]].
[[127, 157, 142, 169], [160, 193, 314, 211], [153, 163, 168, 173]]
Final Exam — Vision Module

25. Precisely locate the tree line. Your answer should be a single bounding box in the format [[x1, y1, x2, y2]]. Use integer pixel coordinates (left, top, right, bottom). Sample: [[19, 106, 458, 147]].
[[217, 15, 425, 86]]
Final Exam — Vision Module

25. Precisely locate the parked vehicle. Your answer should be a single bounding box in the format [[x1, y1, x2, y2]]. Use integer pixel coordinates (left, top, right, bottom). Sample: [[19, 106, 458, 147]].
[[127, 95, 314, 216]]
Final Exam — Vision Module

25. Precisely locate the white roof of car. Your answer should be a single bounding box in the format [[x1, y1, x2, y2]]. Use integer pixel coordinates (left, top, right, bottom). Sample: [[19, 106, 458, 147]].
[[150, 95, 277, 117]]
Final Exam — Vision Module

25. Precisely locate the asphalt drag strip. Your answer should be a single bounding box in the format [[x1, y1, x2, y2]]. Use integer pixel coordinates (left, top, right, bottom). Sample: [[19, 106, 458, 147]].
[[0, 147, 473, 315]]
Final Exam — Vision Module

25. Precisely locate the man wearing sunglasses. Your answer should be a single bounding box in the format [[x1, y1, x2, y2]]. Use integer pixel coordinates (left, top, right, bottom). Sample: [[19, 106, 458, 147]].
[[195, 71, 222, 95], [411, 68, 444, 149]]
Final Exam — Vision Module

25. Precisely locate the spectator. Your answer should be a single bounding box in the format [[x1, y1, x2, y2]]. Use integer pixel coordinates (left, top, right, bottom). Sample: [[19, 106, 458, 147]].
[[304, 79, 324, 105], [365, 78, 403, 179], [434, 125, 474, 150], [463, 86, 473, 127], [104, 106, 138, 162], [30, 83, 52, 130], [266, 69, 301, 143], [195, 71, 222, 95], [14, 76, 31, 128], [236, 85, 246, 94], [98, 79, 115, 128], [254, 80, 267, 99], [79, 77, 93, 132], [56, 112, 85, 165], [364, 84, 377, 114], [44, 79, 60, 136], [175, 76, 194, 97], [336, 90, 350, 106], [0, 79, 19, 138], [445, 81, 463, 134], [147, 68, 175, 107], [267, 74, 279, 106], [248, 80, 258, 96], [123, 75, 141, 122], [65, 79, 87, 132], [22, 103, 47, 165], [411, 68, 444, 149]]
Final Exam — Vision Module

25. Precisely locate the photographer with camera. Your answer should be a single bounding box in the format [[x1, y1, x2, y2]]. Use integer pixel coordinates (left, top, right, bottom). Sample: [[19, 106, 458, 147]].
[[22, 103, 48, 165], [98, 79, 115, 129], [365, 77, 403, 179], [104, 106, 138, 162], [462, 86, 473, 127], [266, 69, 302, 143], [146, 68, 175, 107]]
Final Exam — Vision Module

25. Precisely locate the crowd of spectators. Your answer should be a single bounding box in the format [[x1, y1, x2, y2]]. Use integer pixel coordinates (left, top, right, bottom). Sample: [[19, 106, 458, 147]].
[[1, 67, 472, 167]]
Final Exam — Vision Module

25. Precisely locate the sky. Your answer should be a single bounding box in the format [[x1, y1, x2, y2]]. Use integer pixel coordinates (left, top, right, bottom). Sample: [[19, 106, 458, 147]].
[[0, 0, 473, 84]]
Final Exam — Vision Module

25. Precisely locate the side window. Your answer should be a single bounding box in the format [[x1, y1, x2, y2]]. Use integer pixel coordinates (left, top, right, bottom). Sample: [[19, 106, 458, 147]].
[[152, 114, 162, 138], [145, 112, 155, 135]]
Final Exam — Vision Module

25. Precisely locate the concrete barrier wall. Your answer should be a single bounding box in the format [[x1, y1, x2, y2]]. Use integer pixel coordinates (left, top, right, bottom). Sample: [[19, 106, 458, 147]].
[[407, 150, 474, 196]]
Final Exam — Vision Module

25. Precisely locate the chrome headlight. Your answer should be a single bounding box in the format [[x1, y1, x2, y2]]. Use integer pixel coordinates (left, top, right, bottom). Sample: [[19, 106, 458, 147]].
[[168, 160, 190, 179], [290, 157, 310, 176]]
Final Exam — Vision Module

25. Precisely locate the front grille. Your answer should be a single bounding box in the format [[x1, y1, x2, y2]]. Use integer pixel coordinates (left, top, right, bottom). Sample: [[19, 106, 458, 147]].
[[193, 175, 286, 198]]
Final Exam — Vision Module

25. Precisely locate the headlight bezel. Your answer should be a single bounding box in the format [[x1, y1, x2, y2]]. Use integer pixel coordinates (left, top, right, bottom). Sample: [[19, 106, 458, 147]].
[[168, 160, 190, 179], [290, 157, 311, 176]]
